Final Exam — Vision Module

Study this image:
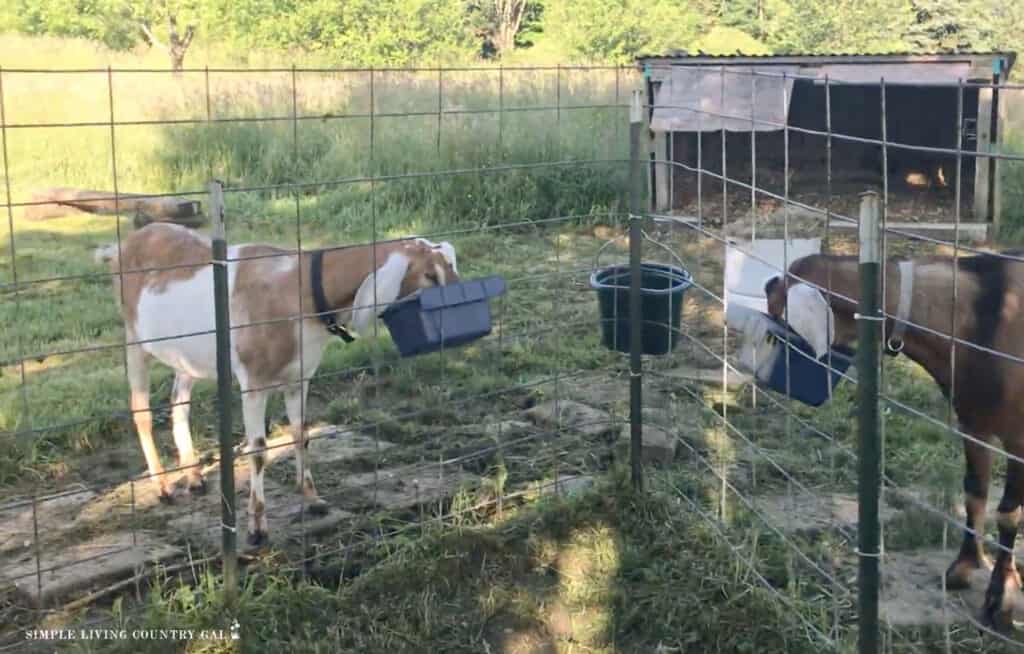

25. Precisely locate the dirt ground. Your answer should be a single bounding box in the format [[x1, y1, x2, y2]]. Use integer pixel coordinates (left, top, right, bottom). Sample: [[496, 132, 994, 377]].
[[670, 172, 980, 230]]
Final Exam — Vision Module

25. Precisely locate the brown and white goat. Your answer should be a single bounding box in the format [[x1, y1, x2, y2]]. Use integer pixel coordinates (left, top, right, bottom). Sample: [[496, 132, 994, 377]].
[[765, 251, 1024, 631], [96, 223, 459, 546]]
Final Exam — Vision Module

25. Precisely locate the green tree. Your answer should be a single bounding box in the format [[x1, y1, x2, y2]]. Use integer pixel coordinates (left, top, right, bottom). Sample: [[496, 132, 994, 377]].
[[714, 0, 777, 44], [469, 0, 532, 57], [131, 1, 202, 72], [906, 0, 1024, 68], [0, 0, 209, 70], [198, 0, 477, 65], [1, 0, 136, 49], [6, 0, 1019, 70], [543, 0, 700, 63], [690, 26, 771, 55], [991, 2, 1024, 81], [767, 0, 914, 53], [907, 0, 994, 51], [200, 0, 283, 52]]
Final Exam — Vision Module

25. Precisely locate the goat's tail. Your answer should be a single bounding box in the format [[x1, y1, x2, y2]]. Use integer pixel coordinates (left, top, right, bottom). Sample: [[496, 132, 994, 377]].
[[93, 243, 120, 267]]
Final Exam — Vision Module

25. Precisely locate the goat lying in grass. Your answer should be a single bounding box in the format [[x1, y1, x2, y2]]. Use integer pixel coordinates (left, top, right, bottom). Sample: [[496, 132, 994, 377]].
[[765, 251, 1024, 632], [96, 223, 458, 547]]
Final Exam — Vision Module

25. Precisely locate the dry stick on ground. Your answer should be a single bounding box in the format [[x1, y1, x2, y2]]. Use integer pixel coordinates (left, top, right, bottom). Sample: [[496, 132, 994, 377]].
[[23, 187, 204, 227], [60, 555, 217, 614]]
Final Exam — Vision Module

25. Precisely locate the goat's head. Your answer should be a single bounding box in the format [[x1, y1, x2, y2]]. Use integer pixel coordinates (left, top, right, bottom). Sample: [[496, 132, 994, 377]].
[[350, 238, 460, 335], [763, 254, 860, 351], [764, 273, 788, 321]]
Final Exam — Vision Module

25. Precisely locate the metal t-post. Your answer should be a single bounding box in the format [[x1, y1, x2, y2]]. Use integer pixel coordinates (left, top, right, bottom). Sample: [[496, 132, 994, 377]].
[[857, 189, 882, 654], [629, 90, 644, 492], [210, 180, 238, 605]]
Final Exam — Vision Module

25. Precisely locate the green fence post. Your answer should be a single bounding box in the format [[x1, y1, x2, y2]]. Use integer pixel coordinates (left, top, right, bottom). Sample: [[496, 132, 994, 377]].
[[857, 189, 882, 654], [629, 89, 645, 492], [209, 180, 238, 606]]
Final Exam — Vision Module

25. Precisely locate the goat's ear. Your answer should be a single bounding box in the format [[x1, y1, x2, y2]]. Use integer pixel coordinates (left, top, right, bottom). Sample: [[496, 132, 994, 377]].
[[785, 283, 835, 358], [417, 237, 457, 273], [436, 241, 457, 274], [351, 252, 410, 336]]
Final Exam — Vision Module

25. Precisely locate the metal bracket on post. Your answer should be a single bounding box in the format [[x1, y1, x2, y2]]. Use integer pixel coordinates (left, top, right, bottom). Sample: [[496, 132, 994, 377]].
[[856, 189, 881, 654], [209, 179, 238, 605], [629, 90, 645, 492]]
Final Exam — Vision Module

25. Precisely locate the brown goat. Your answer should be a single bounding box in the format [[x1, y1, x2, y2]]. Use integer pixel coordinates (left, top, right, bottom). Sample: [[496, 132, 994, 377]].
[[765, 251, 1024, 632], [97, 223, 459, 547]]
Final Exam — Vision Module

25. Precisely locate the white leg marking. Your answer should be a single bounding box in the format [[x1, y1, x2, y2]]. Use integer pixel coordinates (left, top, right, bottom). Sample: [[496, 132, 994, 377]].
[[171, 372, 204, 491], [126, 341, 168, 498]]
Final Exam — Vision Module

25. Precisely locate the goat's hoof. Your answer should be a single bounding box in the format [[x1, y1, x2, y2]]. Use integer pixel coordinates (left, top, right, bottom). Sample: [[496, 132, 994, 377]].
[[307, 499, 329, 516], [246, 530, 269, 549], [946, 559, 982, 591], [982, 590, 1017, 634], [187, 477, 208, 496], [157, 491, 175, 506], [981, 604, 1016, 634], [946, 573, 971, 592]]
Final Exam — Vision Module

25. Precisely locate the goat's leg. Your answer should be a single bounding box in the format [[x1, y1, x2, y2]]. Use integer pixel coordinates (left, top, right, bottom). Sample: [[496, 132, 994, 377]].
[[126, 341, 171, 503], [170, 372, 205, 494], [242, 389, 270, 547], [285, 383, 328, 515], [946, 436, 994, 589], [982, 453, 1024, 632]]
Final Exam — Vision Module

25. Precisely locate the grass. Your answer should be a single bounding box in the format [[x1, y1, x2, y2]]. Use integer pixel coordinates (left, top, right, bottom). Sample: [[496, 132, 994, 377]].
[[999, 135, 1024, 241], [55, 465, 1024, 654], [997, 87, 1024, 240], [2, 33, 1024, 654], [65, 475, 854, 654]]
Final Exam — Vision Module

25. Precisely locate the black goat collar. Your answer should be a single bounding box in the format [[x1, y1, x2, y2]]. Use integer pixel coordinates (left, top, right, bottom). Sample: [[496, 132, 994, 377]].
[[310, 249, 355, 343]]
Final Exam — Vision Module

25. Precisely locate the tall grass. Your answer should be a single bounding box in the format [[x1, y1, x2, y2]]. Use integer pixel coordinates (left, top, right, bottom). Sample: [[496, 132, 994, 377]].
[[2, 45, 632, 237], [998, 88, 1024, 240], [1001, 135, 1024, 241], [0, 35, 634, 487], [148, 69, 630, 236], [1003, 145, 1024, 240]]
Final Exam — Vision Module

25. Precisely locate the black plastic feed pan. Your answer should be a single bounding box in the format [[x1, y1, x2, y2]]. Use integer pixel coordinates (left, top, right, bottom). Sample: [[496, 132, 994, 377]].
[[759, 315, 855, 407], [380, 275, 506, 357], [590, 263, 692, 356]]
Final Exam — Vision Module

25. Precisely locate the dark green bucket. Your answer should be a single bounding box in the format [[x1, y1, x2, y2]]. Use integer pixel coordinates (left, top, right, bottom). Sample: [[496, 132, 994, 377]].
[[590, 263, 692, 356]]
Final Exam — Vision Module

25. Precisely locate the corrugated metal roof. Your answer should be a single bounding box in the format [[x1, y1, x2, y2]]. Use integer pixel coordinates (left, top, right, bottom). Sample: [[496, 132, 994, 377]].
[[630, 51, 1015, 80], [636, 51, 1017, 77], [637, 50, 1014, 60]]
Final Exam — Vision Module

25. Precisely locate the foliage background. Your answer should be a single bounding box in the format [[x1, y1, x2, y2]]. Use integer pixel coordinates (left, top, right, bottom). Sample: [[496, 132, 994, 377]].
[[1, 0, 1022, 72]]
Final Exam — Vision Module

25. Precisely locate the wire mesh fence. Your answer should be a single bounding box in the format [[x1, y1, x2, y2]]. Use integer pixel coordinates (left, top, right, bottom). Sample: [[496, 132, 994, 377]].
[[641, 60, 1024, 653], [0, 64, 641, 647], [2, 57, 1024, 653]]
